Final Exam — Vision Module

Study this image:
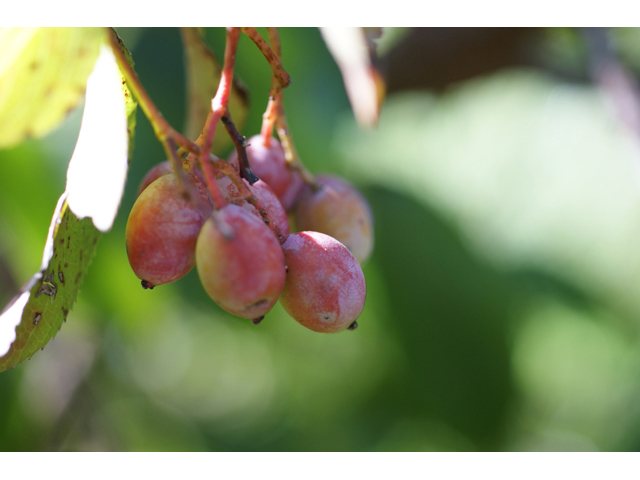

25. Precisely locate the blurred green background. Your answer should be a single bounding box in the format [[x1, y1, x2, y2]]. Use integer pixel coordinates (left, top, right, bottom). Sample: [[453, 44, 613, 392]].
[[2, 27, 640, 451]]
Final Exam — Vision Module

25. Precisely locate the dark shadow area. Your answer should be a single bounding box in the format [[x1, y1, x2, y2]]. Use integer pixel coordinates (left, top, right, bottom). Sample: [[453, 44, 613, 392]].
[[356, 185, 517, 449]]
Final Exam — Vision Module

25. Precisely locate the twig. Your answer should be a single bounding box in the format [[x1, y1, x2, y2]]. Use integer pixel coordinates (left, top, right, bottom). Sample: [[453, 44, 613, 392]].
[[260, 28, 316, 186], [241, 27, 291, 89], [107, 28, 198, 155], [221, 113, 259, 184]]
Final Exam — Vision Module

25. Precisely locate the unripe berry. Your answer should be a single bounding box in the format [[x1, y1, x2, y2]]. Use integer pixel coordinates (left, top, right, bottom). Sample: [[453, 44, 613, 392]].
[[295, 175, 374, 264], [228, 135, 305, 211], [196, 205, 286, 320], [279, 231, 366, 333], [126, 173, 211, 288]]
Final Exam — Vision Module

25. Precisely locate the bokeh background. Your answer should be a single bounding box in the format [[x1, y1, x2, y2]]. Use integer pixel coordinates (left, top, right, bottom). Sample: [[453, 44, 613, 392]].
[[2, 27, 640, 451]]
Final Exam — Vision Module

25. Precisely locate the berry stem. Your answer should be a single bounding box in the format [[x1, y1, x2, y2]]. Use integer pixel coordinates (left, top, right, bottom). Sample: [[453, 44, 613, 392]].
[[259, 28, 316, 187], [107, 28, 198, 156], [221, 113, 259, 184], [274, 109, 316, 187], [254, 27, 315, 187], [241, 27, 291, 89], [195, 27, 242, 208], [109, 28, 209, 201], [260, 28, 284, 146], [199, 153, 286, 243], [198, 156, 227, 210], [196, 27, 241, 154], [260, 96, 279, 147]]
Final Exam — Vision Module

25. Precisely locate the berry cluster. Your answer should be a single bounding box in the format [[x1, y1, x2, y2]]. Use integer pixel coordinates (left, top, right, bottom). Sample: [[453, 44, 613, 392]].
[[126, 134, 373, 333]]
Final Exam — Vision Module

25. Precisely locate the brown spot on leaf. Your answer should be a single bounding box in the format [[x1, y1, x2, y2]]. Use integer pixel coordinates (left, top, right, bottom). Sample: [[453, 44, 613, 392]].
[[35, 272, 57, 299], [33, 313, 42, 325], [58, 271, 65, 286]]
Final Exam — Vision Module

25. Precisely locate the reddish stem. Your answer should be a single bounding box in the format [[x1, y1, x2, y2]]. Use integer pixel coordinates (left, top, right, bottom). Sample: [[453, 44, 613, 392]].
[[197, 27, 240, 152], [241, 27, 291, 89], [196, 27, 241, 206], [108, 28, 198, 155], [200, 153, 286, 243], [221, 113, 259, 184], [260, 28, 285, 146], [261, 95, 279, 146], [196, 156, 225, 210], [267, 27, 282, 58]]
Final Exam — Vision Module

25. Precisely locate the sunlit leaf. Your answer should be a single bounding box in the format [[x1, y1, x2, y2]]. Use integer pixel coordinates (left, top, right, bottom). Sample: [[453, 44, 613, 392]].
[[0, 27, 106, 149], [66, 44, 129, 232], [0, 42, 133, 370], [320, 27, 385, 128], [181, 27, 248, 151]]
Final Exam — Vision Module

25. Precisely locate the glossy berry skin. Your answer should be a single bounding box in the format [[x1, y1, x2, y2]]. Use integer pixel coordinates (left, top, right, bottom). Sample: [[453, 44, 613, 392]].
[[195, 205, 286, 320], [216, 176, 290, 240], [294, 175, 374, 264], [279, 231, 366, 333], [228, 135, 305, 211], [126, 173, 211, 288]]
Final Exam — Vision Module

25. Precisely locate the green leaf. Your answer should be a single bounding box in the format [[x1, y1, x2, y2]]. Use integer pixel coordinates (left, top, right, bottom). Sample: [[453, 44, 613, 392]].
[[110, 29, 138, 159], [0, 198, 100, 370], [0, 41, 134, 371], [0, 27, 107, 149], [181, 27, 248, 152]]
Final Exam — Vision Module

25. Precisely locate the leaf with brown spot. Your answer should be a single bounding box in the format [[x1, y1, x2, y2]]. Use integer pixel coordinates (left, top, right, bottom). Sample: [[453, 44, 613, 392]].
[[0, 197, 101, 370], [0, 28, 107, 148], [0, 36, 135, 371]]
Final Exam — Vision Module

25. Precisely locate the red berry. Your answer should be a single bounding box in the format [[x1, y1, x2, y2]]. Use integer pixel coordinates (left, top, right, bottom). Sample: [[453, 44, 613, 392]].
[[279, 231, 366, 333], [294, 175, 374, 264], [216, 176, 290, 240], [228, 135, 305, 211], [126, 173, 211, 288], [195, 205, 286, 320], [136, 161, 174, 197]]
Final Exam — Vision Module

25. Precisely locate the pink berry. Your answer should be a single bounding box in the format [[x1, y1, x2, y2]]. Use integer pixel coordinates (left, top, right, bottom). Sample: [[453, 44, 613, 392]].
[[136, 161, 174, 197], [279, 231, 366, 333], [195, 205, 286, 320], [216, 176, 290, 241], [294, 175, 374, 264], [228, 135, 305, 211], [126, 173, 211, 288]]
